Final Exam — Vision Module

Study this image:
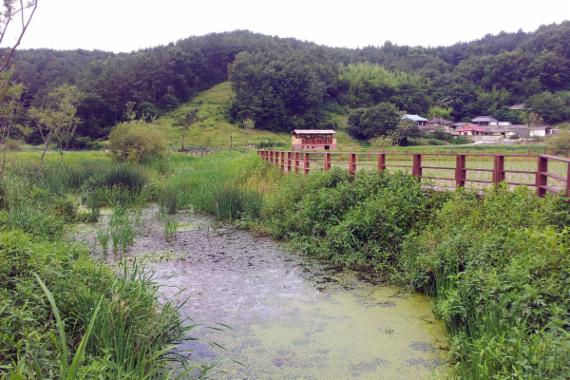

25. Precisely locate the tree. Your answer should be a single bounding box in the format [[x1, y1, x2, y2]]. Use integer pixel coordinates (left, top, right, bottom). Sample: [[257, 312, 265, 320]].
[[174, 108, 198, 151], [525, 112, 544, 127], [427, 106, 453, 119], [136, 101, 159, 122], [29, 85, 83, 164], [391, 119, 421, 146], [0, 0, 38, 70], [0, 70, 23, 175], [242, 117, 254, 147], [527, 91, 570, 124], [347, 102, 401, 140], [547, 130, 570, 153], [108, 121, 167, 163], [228, 49, 338, 132]]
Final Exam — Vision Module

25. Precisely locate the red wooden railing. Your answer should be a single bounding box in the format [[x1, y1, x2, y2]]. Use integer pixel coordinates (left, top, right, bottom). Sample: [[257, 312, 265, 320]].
[[258, 150, 570, 197]]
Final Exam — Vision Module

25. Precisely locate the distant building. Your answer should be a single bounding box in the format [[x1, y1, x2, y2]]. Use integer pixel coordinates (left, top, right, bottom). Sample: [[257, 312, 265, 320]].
[[427, 117, 453, 128], [508, 104, 527, 111], [505, 125, 554, 138], [402, 114, 428, 127], [472, 116, 499, 126], [457, 124, 489, 136], [291, 129, 337, 151]]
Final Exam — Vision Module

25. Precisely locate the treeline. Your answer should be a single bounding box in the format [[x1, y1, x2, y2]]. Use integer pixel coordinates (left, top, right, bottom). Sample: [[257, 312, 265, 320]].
[[7, 22, 570, 143]]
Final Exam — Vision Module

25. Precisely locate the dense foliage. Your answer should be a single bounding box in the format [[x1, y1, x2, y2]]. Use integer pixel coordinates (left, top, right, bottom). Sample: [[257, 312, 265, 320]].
[[228, 49, 338, 132], [401, 189, 570, 378], [346, 103, 401, 140], [0, 154, 191, 378], [6, 22, 570, 140], [108, 121, 167, 162]]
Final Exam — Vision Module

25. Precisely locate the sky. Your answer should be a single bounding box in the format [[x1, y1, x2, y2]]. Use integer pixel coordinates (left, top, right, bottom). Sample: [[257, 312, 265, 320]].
[[8, 0, 570, 52]]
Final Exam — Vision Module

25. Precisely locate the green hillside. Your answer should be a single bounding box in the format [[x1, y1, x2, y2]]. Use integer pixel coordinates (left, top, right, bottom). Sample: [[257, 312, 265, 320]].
[[153, 82, 364, 151], [152, 82, 284, 150]]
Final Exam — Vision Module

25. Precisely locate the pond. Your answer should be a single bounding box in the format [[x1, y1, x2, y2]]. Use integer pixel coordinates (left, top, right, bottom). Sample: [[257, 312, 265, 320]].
[[78, 207, 449, 379]]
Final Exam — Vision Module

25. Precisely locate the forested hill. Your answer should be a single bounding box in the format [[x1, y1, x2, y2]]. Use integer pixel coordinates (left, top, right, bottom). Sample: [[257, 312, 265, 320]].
[[10, 22, 570, 143]]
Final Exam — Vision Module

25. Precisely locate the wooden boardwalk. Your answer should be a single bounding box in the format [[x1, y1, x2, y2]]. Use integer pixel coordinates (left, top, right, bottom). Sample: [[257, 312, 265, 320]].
[[258, 150, 570, 197]]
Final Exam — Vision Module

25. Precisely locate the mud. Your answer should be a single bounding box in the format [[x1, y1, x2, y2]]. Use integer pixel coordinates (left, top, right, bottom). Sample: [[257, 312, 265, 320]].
[[76, 206, 448, 379]]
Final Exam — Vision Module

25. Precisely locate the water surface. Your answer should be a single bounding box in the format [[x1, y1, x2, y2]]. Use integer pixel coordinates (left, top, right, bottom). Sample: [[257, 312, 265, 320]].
[[81, 207, 448, 379]]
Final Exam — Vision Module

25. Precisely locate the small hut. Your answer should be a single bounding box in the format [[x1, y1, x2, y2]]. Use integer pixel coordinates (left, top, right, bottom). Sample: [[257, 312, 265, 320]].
[[291, 129, 337, 151]]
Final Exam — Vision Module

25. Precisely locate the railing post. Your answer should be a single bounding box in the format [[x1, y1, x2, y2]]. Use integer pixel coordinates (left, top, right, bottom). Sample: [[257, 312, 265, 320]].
[[303, 153, 310, 175], [269, 151, 273, 164], [348, 153, 356, 176], [566, 162, 570, 197], [455, 154, 466, 188], [412, 154, 422, 179], [536, 156, 548, 196], [492, 155, 505, 185], [280, 151, 285, 171], [324, 152, 331, 171], [377, 153, 386, 172], [287, 152, 292, 173], [294, 152, 300, 174]]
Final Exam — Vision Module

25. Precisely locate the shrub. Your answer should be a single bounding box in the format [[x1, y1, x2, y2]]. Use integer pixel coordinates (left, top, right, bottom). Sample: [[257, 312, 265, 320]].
[[322, 173, 431, 270], [400, 187, 570, 378], [547, 129, 570, 153], [108, 121, 167, 163], [159, 185, 179, 215]]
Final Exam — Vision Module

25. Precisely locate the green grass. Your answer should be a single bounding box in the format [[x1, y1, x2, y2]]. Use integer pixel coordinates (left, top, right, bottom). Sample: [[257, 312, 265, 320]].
[[0, 152, 198, 378], [154, 82, 291, 150]]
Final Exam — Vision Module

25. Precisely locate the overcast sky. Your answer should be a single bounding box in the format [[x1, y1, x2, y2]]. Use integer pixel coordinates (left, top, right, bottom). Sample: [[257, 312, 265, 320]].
[[11, 0, 570, 52]]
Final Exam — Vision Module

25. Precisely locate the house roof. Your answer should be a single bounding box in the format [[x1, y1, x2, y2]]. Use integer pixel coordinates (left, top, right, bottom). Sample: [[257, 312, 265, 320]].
[[292, 129, 336, 135], [472, 116, 498, 123], [402, 114, 427, 122], [457, 125, 487, 133], [427, 117, 453, 125], [509, 104, 527, 110]]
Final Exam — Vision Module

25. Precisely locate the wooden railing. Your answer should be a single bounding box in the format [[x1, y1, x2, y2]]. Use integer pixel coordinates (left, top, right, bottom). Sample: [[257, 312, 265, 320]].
[[258, 150, 570, 197]]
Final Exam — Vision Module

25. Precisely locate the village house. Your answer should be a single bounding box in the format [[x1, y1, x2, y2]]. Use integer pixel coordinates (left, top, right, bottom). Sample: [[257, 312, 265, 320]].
[[456, 124, 488, 136], [427, 117, 453, 128], [402, 114, 428, 127], [291, 129, 337, 151], [472, 116, 499, 126]]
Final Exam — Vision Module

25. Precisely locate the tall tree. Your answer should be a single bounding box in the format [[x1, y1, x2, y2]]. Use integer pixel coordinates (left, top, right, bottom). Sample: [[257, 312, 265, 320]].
[[29, 85, 83, 163], [174, 108, 199, 151]]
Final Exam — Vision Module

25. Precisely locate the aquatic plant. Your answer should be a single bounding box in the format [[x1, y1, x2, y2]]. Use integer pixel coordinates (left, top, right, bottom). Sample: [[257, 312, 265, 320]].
[[109, 206, 135, 255], [96, 227, 110, 255], [163, 214, 178, 242]]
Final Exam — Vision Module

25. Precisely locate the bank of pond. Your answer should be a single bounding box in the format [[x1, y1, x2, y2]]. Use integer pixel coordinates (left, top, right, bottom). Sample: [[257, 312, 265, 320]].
[[0, 151, 568, 379]]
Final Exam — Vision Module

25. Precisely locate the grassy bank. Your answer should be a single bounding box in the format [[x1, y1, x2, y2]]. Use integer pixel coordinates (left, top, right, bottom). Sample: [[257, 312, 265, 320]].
[[169, 152, 569, 379], [0, 153, 197, 378]]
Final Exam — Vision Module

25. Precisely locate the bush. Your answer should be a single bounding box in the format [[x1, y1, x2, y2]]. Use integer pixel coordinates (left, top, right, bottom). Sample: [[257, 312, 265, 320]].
[[347, 102, 401, 140], [547, 129, 570, 153], [400, 187, 570, 378], [263, 169, 448, 271], [108, 122, 167, 163]]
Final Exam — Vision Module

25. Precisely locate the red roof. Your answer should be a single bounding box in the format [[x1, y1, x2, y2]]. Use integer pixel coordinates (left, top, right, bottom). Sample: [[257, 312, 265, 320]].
[[457, 125, 487, 133], [292, 129, 336, 135]]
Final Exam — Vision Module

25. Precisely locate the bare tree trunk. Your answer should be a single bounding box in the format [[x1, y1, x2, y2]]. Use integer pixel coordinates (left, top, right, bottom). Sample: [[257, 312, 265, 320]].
[[1, 1, 38, 70]]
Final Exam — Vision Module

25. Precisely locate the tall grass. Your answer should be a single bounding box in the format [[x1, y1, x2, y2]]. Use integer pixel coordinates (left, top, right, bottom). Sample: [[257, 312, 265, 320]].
[[0, 152, 197, 378], [161, 153, 272, 220]]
